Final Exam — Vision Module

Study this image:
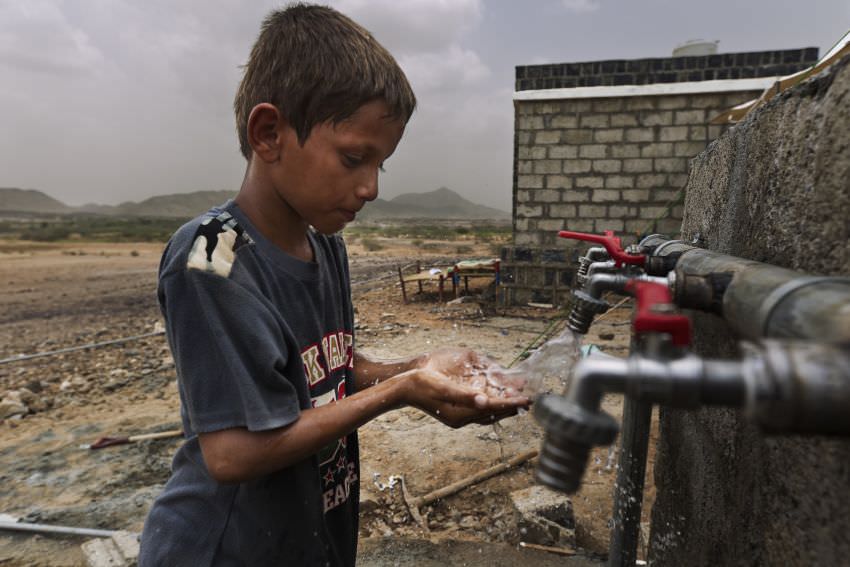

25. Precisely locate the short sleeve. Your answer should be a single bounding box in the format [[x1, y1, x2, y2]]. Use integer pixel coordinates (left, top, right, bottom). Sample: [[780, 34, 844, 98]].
[[160, 268, 301, 434]]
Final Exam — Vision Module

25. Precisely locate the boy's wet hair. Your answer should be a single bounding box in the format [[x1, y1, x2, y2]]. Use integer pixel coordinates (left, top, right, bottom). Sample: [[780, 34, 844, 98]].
[[234, 3, 417, 159]]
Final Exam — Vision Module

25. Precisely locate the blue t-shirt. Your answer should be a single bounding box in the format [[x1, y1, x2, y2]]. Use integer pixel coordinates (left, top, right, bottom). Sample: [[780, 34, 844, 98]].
[[139, 201, 359, 566]]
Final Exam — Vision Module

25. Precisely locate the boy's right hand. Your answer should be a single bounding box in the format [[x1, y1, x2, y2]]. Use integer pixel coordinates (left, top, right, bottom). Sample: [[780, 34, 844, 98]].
[[397, 368, 529, 428]]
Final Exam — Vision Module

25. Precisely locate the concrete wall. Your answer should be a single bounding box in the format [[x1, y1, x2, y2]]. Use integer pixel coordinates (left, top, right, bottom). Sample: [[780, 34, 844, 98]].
[[502, 49, 818, 306], [648, 55, 850, 566]]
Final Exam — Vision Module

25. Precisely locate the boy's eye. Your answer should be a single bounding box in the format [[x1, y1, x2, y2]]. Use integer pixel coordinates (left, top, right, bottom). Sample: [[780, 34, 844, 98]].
[[342, 154, 362, 168], [342, 153, 386, 173]]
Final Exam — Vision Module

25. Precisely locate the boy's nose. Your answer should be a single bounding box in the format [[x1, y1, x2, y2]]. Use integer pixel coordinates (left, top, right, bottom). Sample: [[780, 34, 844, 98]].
[[355, 170, 379, 202]]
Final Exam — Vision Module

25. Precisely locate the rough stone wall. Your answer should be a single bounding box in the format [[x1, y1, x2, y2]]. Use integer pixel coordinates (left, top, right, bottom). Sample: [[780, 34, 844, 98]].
[[648, 56, 850, 566]]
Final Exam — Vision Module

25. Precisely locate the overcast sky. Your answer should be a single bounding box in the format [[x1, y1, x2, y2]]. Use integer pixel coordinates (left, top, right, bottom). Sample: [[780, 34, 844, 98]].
[[2, 1, 847, 210]]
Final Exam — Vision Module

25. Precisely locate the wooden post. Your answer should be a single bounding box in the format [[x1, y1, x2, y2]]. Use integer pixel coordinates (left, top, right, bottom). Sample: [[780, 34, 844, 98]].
[[450, 267, 458, 298], [398, 265, 408, 303]]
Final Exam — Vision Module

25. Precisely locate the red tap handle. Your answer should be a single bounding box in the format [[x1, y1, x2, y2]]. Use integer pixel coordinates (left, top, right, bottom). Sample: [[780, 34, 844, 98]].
[[558, 230, 645, 267], [625, 280, 691, 346]]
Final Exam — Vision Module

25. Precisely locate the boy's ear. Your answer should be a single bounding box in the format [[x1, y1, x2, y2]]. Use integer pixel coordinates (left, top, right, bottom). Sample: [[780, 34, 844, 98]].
[[246, 103, 289, 163]]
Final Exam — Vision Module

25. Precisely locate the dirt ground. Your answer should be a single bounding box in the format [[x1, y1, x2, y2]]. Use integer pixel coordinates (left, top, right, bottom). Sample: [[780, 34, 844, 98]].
[[0, 236, 656, 566]]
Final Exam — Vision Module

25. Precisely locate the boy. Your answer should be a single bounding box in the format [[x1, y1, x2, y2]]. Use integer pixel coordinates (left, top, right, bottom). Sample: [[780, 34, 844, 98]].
[[139, 4, 527, 566]]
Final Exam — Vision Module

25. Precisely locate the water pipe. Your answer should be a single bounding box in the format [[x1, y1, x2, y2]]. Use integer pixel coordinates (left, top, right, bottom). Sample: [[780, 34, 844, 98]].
[[634, 236, 850, 342], [535, 340, 850, 494], [670, 251, 850, 342], [543, 230, 850, 567]]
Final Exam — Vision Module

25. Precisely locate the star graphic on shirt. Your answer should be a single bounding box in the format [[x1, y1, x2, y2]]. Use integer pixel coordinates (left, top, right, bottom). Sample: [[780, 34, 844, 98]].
[[323, 468, 335, 487], [336, 455, 347, 473]]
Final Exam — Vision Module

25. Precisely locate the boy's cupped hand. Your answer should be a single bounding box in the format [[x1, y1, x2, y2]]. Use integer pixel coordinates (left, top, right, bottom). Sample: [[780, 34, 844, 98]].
[[403, 347, 530, 428], [418, 346, 528, 399]]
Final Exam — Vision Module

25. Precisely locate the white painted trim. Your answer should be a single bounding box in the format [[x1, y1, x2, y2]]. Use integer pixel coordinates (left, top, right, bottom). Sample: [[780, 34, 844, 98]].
[[513, 78, 778, 101]]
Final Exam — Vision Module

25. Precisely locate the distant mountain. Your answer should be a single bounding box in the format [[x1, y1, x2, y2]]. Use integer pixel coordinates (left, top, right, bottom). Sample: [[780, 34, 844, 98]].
[[77, 190, 237, 217], [359, 187, 510, 220], [0, 188, 72, 214], [0, 187, 509, 220]]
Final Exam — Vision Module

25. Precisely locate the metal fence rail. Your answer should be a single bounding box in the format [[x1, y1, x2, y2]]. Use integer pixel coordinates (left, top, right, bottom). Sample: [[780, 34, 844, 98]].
[[0, 331, 166, 366]]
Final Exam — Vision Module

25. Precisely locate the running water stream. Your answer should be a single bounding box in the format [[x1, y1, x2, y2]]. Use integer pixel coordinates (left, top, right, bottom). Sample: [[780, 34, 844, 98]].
[[486, 326, 583, 399]]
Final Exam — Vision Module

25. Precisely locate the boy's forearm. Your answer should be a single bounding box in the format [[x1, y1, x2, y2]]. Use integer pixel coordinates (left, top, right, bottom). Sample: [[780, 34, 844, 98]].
[[352, 351, 424, 390], [199, 374, 410, 483], [201, 352, 427, 483], [199, 361, 527, 483]]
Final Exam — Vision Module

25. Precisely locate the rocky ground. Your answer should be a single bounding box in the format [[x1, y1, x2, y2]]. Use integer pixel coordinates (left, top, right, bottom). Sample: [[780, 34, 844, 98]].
[[0, 237, 652, 566]]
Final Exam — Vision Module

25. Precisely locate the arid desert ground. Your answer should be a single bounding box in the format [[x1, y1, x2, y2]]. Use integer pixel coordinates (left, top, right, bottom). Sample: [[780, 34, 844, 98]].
[[0, 232, 650, 566]]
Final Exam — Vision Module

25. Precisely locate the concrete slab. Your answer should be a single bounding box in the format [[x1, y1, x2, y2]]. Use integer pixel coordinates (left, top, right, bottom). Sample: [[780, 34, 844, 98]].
[[81, 531, 138, 567], [510, 485, 576, 547]]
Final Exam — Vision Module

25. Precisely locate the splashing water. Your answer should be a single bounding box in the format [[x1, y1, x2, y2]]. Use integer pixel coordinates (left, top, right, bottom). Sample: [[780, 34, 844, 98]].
[[487, 326, 583, 400]]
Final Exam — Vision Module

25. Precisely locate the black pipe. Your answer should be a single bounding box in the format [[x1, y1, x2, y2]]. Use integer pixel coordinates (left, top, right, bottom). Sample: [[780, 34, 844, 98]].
[[609, 398, 652, 567], [609, 332, 664, 567], [743, 340, 850, 435], [650, 246, 850, 342]]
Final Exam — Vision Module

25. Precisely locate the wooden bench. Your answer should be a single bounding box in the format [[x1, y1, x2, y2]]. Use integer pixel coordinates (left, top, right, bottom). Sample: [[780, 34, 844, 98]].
[[397, 261, 456, 303], [450, 259, 501, 297]]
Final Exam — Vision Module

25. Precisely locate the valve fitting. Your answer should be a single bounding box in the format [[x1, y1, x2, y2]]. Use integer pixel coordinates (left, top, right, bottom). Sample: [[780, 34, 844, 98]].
[[534, 394, 619, 493], [575, 246, 609, 287], [567, 290, 609, 334], [575, 257, 594, 287]]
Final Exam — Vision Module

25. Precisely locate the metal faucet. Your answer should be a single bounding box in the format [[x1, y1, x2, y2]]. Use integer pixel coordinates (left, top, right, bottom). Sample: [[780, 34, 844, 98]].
[[575, 245, 609, 287], [578, 259, 617, 286], [542, 229, 850, 567], [534, 340, 850, 494], [568, 272, 670, 334]]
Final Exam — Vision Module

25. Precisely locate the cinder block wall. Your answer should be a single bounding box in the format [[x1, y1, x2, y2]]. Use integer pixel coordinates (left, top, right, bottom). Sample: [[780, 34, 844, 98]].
[[648, 55, 850, 566], [501, 49, 818, 306], [515, 48, 819, 90]]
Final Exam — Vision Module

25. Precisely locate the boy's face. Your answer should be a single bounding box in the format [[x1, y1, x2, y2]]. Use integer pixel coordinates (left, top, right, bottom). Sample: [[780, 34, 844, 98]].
[[272, 99, 405, 235]]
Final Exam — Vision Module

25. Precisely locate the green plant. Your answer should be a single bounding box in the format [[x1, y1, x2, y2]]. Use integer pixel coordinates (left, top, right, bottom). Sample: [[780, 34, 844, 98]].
[[361, 238, 384, 251], [19, 226, 71, 241]]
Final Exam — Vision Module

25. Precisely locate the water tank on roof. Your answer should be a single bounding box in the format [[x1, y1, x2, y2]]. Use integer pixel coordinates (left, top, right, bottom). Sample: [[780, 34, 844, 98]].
[[673, 40, 719, 57]]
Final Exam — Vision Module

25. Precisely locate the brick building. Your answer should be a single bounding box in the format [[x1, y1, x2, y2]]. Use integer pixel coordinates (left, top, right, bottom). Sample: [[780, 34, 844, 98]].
[[500, 48, 819, 306]]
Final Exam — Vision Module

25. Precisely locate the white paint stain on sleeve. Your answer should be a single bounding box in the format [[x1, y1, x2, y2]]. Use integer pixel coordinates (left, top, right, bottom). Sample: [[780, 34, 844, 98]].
[[187, 228, 238, 277]]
